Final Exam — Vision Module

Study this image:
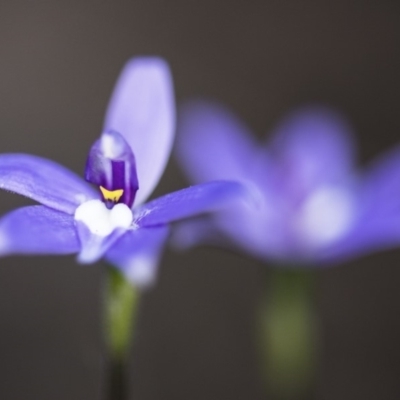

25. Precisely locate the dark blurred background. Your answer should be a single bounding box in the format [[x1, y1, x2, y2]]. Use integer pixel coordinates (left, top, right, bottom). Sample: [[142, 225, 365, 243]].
[[0, 1, 399, 399]]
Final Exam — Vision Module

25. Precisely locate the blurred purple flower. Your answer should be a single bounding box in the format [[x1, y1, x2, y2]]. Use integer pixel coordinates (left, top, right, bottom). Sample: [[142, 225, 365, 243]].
[[0, 60, 245, 286], [175, 100, 400, 265]]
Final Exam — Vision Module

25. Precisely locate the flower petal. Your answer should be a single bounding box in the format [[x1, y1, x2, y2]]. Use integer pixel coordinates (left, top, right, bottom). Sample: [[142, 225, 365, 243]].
[[171, 216, 230, 250], [319, 145, 400, 262], [360, 144, 400, 218], [270, 106, 355, 192], [0, 153, 98, 214], [134, 181, 251, 228], [176, 100, 264, 184], [104, 57, 175, 206], [317, 216, 400, 263], [75, 221, 127, 264], [106, 226, 169, 287], [0, 206, 79, 256]]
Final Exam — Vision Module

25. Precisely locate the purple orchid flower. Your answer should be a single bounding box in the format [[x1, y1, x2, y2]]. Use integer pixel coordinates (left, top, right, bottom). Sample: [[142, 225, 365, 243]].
[[175, 100, 400, 265], [0, 60, 246, 286]]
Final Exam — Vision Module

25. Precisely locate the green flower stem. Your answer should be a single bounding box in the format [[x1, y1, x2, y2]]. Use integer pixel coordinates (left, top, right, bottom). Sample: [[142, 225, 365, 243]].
[[261, 269, 318, 400], [104, 267, 139, 400]]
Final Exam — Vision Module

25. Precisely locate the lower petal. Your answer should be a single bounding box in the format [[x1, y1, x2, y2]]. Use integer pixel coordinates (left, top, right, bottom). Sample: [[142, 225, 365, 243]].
[[106, 226, 169, 288], [75, 221, 127, 264], [0, 206, 79, 255]]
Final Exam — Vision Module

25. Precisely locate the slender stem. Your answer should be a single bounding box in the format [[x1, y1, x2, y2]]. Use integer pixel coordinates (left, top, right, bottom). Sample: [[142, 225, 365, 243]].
[[104, 268, 139, 400], [260, 268, 318, 400], [108, 358, 126, 400]]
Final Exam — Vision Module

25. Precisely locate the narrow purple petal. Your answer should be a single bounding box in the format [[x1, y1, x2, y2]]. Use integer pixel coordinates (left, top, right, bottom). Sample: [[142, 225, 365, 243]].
[[0, 153, 98, 214], [104, 57, 175, 206], [135, 181, 251, 228], [176, 100, 264, 184], [0, 206, 79, 255], [270, 107, 355, 193], [106, 226, 169, 287], [85, 131, 139, 207]]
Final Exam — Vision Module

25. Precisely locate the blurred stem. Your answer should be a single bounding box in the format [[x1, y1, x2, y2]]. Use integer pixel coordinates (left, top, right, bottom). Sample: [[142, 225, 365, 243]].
[[261, 268, 317, 400], [105, 267, 139, 400]]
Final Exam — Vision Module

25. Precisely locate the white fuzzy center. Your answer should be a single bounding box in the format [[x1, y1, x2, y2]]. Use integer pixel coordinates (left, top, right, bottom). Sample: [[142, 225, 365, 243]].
[[296, 186, 353, 247], [74, 199, 133, 237]]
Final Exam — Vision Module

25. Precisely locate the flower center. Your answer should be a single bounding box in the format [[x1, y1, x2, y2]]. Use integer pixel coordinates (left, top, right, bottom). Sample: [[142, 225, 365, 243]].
[[74, 131, 138, 242], [74, 199, 133, 237], [295, 185, 354, 247]]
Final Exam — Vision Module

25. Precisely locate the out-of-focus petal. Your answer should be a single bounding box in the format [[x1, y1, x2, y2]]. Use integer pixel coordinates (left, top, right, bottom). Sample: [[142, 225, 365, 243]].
[[0, 153, 98, 214], [360, 145, 400, 218], [104, 57, 175, 206], [0, 206, 79, 255], [176, 101, 264, 184], [320, 146, 400, 262], [270, 107, 355, 193], [170, 216, 229, 250], [135, 181, 251, 228], [212, 191, 287, 261], [317, 216, 400, 263], [171, 192, 287, 262], [106, 226, 169, 287]]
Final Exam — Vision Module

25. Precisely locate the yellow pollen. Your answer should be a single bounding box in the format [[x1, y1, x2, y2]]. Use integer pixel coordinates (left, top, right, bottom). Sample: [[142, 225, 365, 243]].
[[99, 186, 124, 202]]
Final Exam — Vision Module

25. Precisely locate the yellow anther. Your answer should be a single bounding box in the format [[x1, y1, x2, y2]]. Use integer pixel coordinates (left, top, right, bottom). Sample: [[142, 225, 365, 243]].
[[99, 186, 124, 202]]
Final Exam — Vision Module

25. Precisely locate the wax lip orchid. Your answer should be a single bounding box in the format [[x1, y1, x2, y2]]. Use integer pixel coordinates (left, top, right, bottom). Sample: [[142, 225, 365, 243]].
[[175, 100, 400, 265], [0, 59, 247, 286]]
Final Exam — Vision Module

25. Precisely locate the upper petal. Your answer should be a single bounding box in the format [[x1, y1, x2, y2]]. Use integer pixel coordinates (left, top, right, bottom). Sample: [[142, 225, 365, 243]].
[[0, 205, 79, 256], [135, 180, 252, 228], [104, 57, 175, 206], [176, 100, 263, 184], [270, 106, 355, 192], [0, 153, 98, 214]]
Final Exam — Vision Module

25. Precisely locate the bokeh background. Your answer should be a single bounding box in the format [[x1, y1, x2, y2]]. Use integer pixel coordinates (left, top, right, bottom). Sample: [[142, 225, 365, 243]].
[[0, 1, 400, 399]]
